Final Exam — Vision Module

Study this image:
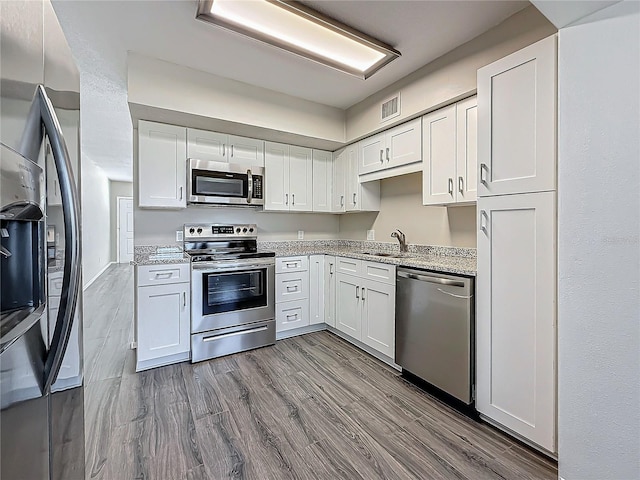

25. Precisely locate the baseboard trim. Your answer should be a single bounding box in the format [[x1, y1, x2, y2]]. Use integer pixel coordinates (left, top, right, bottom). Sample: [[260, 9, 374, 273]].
[[136, 351, 190, 372], [276, 323, 326, 340], [326, 326, 401, 371], [479, 414, 558, 461], [83, 262, 115, 291]]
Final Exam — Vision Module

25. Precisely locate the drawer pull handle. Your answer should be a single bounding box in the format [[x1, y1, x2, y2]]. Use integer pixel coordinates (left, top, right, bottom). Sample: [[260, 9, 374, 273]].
[[379, 150, 383, 163], [154, 272, 173, 279], [480, 163, 489, 185], [286, 285, 298, 292], [202, 326, 268, 342], [183, 292, 186, 307], [458, 176, 464, 194], [386, 147, 390, 162], [285, 262, 297, 267], [286, 313, 298, 319], [356, 286, 360, 299], [448, 178, 454, 195], [361, 287, 366, 301]]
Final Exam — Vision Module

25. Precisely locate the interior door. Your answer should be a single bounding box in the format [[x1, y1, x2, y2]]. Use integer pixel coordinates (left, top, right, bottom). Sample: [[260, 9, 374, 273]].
[[335, 273, 361, 339], [118, 197, 134, 263]]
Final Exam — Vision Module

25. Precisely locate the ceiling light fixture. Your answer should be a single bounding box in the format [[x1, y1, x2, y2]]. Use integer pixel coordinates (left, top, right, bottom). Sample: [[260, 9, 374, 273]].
[[196, 0, 401, 79]]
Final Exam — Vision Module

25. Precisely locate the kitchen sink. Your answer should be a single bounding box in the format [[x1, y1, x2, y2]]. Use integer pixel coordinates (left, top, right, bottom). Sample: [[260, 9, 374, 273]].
[[360, 251, 405, 258]]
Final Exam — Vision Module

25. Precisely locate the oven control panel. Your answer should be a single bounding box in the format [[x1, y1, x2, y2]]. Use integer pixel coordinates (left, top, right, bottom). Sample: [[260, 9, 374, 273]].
[[184, 223, 257, 239]]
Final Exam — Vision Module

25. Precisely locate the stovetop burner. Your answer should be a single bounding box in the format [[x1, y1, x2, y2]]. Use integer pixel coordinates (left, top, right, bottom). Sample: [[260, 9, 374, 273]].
[[183, 223, 274, 263]]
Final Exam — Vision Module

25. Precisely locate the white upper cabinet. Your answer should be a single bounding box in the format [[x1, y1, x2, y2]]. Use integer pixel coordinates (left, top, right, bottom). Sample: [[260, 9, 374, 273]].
[[422, 104, 457, 205], [186, 128, 226, 163], [477, 35, 557, 197], [422, 97, 478, 206], [138, 120, 187, 209], [289, 145, 313, 211], [312, 149, 332, 212], [332, 149, 346, 212], [477, 191, 557, 452], [186, 129, 264, 166], [264, 142, 313, 212], [359, 118, 422, 175], [456, 96, 478, 203], [345, 143, 380, 213], [264, 141, 289, 211]]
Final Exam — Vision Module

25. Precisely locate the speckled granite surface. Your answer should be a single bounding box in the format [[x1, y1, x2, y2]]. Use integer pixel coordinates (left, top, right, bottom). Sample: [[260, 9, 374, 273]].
[[258, 240, 477, 276], [133, 245, 189, 266], [132, 241, 476, 275]]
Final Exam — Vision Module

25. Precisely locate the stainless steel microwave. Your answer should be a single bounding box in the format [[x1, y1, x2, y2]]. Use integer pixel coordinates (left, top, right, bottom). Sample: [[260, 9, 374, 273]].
[[188, 159, 264, 206]]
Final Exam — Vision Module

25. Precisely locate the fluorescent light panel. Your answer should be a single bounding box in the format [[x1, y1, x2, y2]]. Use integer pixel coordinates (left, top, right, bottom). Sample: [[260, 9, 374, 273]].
[[196, 0, 400, 79]]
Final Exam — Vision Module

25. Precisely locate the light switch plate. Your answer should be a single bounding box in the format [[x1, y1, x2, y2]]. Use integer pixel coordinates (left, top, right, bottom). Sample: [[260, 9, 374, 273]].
[[298, 230, 304, 240], [367, 230, 375, 241], [176, 230, 183, 242]]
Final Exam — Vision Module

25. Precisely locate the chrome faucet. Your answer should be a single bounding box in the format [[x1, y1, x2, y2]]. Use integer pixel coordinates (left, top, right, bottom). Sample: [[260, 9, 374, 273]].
[[391, 229, 408, 253]]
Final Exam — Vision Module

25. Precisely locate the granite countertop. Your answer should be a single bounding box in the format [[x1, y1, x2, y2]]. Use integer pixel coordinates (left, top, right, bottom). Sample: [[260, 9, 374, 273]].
[[132, 241, 477, 276], [259, 240, 477, 277], [133, 245, 190, 266]]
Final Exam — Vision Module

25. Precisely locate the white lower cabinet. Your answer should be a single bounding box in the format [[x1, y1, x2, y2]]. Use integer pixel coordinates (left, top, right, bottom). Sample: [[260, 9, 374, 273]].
[[324, 256, 336, 327], [275, 257, 310, 333], [309, 255, 325, 325], [335, 259, 395, 359], [136, 264, 190, 371], [476, 191, 556, 452]]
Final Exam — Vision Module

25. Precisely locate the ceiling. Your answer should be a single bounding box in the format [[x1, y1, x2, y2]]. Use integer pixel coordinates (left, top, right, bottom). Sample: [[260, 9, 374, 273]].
[[52, 0, 530, 181]]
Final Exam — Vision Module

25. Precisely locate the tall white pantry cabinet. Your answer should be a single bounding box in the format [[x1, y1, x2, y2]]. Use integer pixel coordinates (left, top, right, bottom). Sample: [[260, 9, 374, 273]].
[[476, 35, 557, 454]]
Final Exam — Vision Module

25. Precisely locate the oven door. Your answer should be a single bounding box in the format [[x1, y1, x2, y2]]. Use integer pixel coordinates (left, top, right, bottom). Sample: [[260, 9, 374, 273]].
[[192, 260, 275, 333]]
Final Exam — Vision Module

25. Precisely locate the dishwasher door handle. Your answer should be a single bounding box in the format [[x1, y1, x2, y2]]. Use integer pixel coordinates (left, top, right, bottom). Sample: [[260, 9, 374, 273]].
[[397, 271, 465, 287], [436, 288, 473, 299]]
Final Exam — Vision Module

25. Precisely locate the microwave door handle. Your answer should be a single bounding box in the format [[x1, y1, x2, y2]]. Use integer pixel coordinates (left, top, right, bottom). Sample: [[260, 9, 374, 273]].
[[247, 169, 253, 204], [33, 85, 82, 392]]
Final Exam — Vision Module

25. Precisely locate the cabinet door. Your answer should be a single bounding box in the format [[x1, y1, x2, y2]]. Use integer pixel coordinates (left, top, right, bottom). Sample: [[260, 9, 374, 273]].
[[312, 149, 332, 212], [456, 96, 478, 203], [186, 128, 227, 163], [361, 279, 395, 358], [477, 35, 556, 197], [345, 144, 361, 212], [477, 191, 556, 452], [137, 282, 190, 363], [139, 121, 187, 208], [324, 256, 336, 327], [264, 141, 289, 211], [227, 135, 264, 167], [359, 133, 385, 175], [386, 118, 422, 169], [332, 150, 346, 212], [335, 273, 361, 339], [309, 255, 325, 325], [289, 145, 313, 211], [422, 105, 457, 205]]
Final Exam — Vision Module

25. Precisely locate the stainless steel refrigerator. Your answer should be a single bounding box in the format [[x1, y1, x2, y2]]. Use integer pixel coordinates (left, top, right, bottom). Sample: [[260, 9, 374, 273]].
[[1, 1, 85, 479]]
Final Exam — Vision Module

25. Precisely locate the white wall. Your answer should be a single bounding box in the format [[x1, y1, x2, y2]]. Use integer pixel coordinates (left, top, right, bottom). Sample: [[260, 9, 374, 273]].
[[127, 53, 345, 146], [81, 156, 111, 286], [109, 181, 133, 262], [338, 173, 477, 247], [557, 2, 640, 479], [346, 6, 556, 142]]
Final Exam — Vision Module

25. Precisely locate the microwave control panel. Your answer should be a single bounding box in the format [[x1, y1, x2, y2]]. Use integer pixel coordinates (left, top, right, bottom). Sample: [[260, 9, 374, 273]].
[[252, 176, 263, 199]]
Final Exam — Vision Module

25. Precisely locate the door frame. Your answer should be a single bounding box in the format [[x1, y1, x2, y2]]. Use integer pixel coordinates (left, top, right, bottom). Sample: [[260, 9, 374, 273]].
[[116, 196, 133, 264]]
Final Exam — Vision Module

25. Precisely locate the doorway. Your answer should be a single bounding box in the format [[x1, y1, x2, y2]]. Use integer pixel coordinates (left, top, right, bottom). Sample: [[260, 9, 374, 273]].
[[117, 197, 133, 263]]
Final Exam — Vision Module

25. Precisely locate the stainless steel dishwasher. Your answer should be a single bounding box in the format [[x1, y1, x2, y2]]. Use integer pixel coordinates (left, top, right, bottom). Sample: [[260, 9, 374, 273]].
[[396, 267, 475, 406]]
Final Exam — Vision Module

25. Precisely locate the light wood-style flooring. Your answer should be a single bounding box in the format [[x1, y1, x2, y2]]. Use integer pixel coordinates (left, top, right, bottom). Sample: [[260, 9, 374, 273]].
[[83, 264, 557, 480]]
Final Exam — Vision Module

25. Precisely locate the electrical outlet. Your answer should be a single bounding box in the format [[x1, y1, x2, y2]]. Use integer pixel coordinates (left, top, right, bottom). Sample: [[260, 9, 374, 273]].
[[367, 230, 375, 241], [176, 230, 183, 242], [298, 230, 304, 240]]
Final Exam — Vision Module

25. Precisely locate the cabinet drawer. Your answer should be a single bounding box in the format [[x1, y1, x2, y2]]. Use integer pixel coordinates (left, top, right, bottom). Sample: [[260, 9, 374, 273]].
[[336, 257, 361, 276], [276, 300, 310, 332], [137, 263, 190, 287], [191, 320, 275, 363], [276, 271, 309, 303], [276, 256, 308, 273], [362, 261, 396, 285]]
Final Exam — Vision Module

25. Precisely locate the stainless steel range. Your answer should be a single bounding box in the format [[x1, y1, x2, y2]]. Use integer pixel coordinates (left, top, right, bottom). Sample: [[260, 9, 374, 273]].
[[184, 223, 275, 362]]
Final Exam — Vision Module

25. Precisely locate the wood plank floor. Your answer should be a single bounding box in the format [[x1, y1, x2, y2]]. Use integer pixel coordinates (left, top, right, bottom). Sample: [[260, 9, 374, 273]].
[[84, 264, 557, 480]]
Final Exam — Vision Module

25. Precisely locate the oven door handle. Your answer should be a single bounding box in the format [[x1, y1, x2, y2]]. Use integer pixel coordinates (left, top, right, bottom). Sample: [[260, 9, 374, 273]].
[[192, 261, 274, 272], [247, 169, 253, 204]]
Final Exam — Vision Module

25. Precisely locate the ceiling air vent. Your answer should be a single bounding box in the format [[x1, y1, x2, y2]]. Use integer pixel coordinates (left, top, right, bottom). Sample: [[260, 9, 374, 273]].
[[381, 92, 400, 122]]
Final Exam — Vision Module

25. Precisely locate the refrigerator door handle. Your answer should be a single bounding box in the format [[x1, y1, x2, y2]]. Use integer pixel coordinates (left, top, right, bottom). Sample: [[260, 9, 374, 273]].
[[30, 86, 82, 392]]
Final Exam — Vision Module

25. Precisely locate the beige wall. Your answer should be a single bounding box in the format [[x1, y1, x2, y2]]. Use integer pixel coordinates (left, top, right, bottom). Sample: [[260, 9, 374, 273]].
[[346, 6, 557, 142], [110, 181, 133, 262], [339, 173, 477, 248]]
